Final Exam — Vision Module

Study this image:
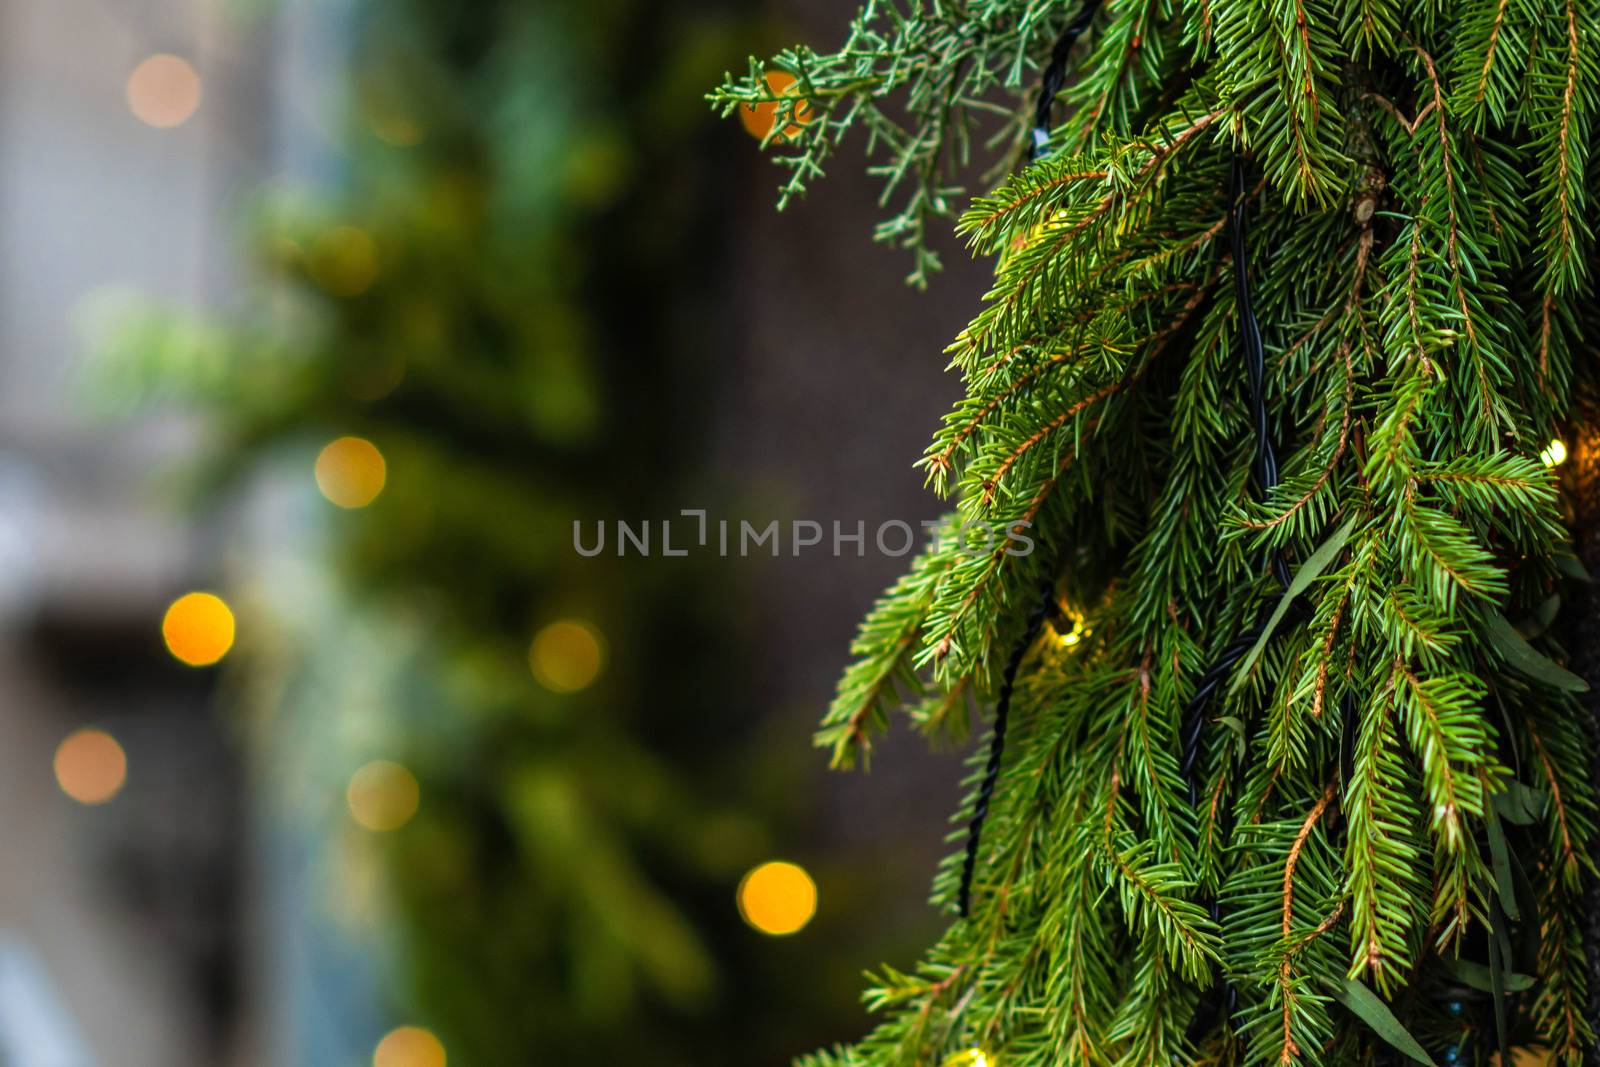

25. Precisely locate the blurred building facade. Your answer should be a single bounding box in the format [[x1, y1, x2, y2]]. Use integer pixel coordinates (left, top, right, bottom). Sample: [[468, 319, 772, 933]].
[[0, 0, 281, 1063]]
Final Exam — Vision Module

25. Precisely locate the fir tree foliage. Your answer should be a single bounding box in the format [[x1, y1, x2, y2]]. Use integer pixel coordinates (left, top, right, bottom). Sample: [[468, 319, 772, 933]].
[[720, 0, 1600, 1062]]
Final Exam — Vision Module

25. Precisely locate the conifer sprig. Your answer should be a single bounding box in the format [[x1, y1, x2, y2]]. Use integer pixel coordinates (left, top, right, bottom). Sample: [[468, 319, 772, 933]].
[[709, 2, 1111, 285]]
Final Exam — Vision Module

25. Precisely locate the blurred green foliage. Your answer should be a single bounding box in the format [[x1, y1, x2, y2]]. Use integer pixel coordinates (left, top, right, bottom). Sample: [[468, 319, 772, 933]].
[[87, 0, 879, 1062]]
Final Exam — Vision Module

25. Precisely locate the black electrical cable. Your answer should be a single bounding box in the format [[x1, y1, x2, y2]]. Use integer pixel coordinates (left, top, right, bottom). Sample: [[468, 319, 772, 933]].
[[1180, 153, 1294, 1045], [1229, 155, 1292, 592], [1179, 160, 1368, 1047], [954, 0, 1101, 921], [958, 574, 1058, 918], [1026, 0, 1102, 163], [1178, 156, 1285, 817], [1179, 617, 1272, 804]]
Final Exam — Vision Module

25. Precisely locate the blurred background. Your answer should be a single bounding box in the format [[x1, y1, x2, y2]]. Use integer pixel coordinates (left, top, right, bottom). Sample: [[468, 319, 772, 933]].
[[0, 0, 997, 1064]]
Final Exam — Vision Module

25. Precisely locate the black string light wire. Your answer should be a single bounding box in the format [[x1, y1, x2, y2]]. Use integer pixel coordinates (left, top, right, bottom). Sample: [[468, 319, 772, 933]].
[[1179, 154, 1373, 1046], [1179, 164, 1497, 1062], [1179, 156, 1290, 794], [1178, 156, 1296, 812], [957, 574, 1058, 918], [956, 1, 1100, 920], [1025, 0, 1102, 163], [1179, 153, 1289, 1042]]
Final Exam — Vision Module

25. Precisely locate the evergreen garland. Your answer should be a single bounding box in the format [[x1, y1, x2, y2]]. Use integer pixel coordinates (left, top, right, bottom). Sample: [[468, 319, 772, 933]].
[[715, 0, 1600, 1063]]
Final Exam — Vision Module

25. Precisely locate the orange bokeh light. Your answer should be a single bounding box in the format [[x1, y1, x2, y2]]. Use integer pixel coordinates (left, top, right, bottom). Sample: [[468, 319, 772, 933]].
[[162, 592, 236, 666], [126, 54, 202, 128], [54, 728, 127, 805], [737, 860, 817, 936], [738, 71, 814, 142], [373, 1026, 446, 1067]]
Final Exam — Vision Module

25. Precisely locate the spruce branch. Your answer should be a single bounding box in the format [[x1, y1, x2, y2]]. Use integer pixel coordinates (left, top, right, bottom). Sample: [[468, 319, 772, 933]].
[[719, 0, 1600, 1060]]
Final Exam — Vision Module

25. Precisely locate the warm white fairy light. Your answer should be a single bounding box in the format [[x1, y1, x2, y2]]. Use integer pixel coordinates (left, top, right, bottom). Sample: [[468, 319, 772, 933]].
[[1055, 612, 1087, 649], [1541, 438, 1569, 467]]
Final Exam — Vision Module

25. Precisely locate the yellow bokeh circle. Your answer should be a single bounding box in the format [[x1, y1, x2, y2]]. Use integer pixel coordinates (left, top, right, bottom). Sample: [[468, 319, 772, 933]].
[[347, 760, 421, 832], [528, 620, 604, 693], [54, 728, 128, 805], [316, 436, 387, 508], [309, 226, 380, 297], [162, 592, 236, 666], [737, 860, 817, 936], [373, 1026, 446, 1067]]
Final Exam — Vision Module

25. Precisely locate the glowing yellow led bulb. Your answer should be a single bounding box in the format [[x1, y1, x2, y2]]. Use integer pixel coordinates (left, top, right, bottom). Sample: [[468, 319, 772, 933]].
[[1541, 438, 1569, 467], [1055, 613, 1087, 649]]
